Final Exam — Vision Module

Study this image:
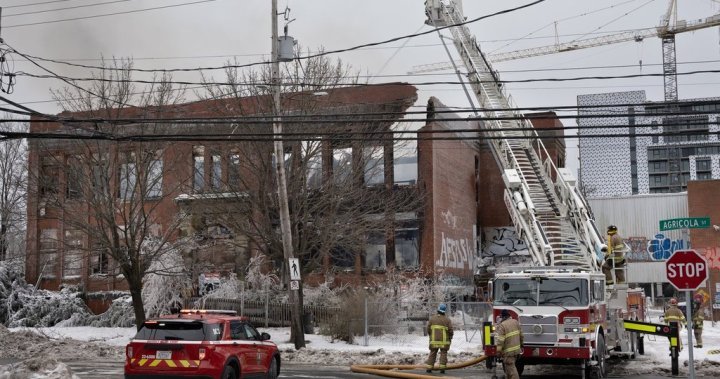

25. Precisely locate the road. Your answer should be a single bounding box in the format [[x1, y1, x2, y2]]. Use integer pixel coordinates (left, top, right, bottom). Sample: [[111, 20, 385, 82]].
[[61, 361, 680, 378], [0, 359, 681, 378]]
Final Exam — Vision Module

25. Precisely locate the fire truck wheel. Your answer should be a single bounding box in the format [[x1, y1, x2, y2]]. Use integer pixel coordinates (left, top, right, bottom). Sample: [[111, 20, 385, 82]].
[[595, 334, 607, 379]]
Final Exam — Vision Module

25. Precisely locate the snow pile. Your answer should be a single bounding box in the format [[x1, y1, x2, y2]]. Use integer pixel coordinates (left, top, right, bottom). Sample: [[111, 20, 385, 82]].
[[0, 358, 79, 379], [0, 325, 123, 361]]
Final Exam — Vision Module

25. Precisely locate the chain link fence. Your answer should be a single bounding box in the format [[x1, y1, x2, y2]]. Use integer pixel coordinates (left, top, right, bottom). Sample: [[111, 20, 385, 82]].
[[185, 297, 491, 348]]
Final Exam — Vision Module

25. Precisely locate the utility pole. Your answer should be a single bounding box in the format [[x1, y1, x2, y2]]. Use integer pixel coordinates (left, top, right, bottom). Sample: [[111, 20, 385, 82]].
[[271, 0, 305, 349]]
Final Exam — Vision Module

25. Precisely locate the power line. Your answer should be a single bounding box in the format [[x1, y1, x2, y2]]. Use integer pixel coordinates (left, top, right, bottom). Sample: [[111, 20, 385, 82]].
[[4, 0, 219, 29], [5, 0, 134, 18], [3, 0, 73, 9], [3, 127, 715, 143]]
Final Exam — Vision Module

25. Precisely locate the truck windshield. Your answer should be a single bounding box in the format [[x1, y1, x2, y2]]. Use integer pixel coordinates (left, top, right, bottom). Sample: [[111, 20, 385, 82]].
[[494, 278, 588, 307]]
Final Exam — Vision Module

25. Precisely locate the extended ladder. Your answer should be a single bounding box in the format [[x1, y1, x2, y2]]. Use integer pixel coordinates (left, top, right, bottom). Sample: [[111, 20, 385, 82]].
[[425, 0, 604, 271]]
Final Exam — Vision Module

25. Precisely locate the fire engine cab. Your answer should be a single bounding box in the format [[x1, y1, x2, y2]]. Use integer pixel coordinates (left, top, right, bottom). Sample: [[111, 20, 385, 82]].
[[484, 268, 646, 378]]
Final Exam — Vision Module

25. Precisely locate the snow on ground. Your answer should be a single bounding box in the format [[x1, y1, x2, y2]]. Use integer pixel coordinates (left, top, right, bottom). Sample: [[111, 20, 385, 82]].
[[3, 312, 720, 377]]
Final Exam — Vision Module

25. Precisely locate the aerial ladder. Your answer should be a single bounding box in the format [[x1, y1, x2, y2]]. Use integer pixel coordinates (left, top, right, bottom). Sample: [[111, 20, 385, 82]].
[[415, 0, 720, 101], [424, 0, 605, 271]]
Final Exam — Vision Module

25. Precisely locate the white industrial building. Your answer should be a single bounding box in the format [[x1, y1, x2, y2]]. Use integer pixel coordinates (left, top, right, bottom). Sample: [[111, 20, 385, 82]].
[[577, 91, 720, 198]]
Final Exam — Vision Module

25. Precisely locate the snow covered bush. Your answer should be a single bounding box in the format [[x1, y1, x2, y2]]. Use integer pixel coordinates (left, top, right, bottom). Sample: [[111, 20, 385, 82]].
[[1, 262, 92, 327], [142, 244, 193, 318]]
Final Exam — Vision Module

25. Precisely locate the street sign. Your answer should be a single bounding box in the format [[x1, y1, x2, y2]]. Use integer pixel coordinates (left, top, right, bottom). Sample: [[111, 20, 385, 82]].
[[659, 217, 711, 231], [290, 280, 299, 290], [666, 250, 708, 290], [288, 258, 301, 281]]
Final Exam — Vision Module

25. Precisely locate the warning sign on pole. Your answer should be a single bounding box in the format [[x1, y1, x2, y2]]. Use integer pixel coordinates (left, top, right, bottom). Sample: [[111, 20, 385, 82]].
[[288, 258, 301, 281]]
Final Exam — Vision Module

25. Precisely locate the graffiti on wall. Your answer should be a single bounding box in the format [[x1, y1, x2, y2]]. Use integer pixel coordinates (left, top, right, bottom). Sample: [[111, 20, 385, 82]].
[[624, 233, 689, 262], [481, 227, 528, 257], [702, 247, 720, 270], [437, 232, 474, 270], [647, 233, 685, 261], [625, 237, 651, 261]]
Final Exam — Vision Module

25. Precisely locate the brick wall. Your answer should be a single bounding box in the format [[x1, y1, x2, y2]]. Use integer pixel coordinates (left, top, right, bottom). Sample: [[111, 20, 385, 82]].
[[688, 180, 720, 319]]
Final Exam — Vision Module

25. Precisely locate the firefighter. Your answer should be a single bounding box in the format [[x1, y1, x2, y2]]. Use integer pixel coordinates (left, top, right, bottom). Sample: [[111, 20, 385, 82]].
[[602, 225, 626, 285], [692, 296, 704, 348], [425, 303, 453, 374], [664, 297, 686, 351], [496, 309, 524, 379]]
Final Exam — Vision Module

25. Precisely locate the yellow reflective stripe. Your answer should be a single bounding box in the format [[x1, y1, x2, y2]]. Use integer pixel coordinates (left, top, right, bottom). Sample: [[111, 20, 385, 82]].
[[484, 324, 492, 346], [670, 337, 678, 347], [505, 344, 521, 353], [505, 330, 520, 337], [165, 360, 177, 368], [130, 359, 136, 364], [180, 360, 190, 368], [623, 321, 657, 333], [138, 359, 148, 367], [149, 360, 161, 367], [496, 336, 506, 341]]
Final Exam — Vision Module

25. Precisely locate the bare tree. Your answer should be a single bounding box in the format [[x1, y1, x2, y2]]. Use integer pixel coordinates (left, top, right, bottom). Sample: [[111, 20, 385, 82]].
[[190, 50, 421, 345], [35, 59, 191, 329], [0, 119, 27, 263]]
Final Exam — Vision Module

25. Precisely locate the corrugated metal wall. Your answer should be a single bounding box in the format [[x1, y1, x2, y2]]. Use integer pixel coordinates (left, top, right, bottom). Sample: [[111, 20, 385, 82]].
[[588, 192, 688, 240]]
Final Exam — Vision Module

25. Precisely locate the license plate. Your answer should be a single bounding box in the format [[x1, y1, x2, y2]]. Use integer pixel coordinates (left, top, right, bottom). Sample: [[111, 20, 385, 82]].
[[156, 351, 172, 360]]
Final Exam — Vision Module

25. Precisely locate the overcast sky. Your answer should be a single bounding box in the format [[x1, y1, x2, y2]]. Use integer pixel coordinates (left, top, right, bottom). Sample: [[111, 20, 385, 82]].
[[3, 0, 720, 174]]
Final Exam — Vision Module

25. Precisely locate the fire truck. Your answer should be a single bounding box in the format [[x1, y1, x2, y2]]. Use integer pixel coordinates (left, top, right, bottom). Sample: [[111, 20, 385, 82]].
[[423, 1, 648, 378]]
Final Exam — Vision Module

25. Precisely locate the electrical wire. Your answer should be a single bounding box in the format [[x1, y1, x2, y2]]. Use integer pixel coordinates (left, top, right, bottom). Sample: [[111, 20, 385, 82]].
[[4, 0, 134, 18], [4, 0, 219, 29], [3, 0, 73, 9]]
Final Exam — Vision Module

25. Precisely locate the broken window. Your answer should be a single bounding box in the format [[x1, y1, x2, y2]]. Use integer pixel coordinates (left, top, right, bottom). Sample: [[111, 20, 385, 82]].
[[146, 153, 163, 198], [304, 141, 322, 189], [395, 226, 419, 269], [118, 152, 137, 199], [364, 147, 384, 186], [90, 243, 110, 276], [193, 146, 205, 193], [63, 229, 84, 278], [394, 155, 417, 185], [40, 156, 59, 197], [331, 246, 355, 270], [66, 155, 82, 200], [228, 151, 241, 190], [365, 231, 386, 270], [211, 153, 222, 191], [39, 229, 59, 278], [332, 147, 352, 184]]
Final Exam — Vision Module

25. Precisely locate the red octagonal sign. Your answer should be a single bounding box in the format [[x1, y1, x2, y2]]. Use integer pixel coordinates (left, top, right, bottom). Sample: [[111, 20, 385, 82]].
[[666, 249, 708, 291]]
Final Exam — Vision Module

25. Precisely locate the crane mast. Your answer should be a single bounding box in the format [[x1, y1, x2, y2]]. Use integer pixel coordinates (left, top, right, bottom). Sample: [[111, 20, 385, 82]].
[[424, 0, 605, 271]]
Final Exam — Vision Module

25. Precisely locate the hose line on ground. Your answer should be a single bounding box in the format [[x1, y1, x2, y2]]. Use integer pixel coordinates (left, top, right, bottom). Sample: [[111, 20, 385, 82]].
[[350, 355, 487, 378]]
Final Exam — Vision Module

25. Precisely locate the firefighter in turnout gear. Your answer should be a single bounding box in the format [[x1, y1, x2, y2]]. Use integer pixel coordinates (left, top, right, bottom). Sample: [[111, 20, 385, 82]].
[[665, 298, 687, 351], [692, 296, 704, 348], [496, 309, 524, 379], [602, 225, 626, 285], [425, 303, 453, 374]]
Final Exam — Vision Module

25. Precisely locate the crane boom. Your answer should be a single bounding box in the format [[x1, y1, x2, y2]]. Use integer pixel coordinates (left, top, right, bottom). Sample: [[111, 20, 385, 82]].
[[424, 0, 605, 271], [411, 5, 720, 74]]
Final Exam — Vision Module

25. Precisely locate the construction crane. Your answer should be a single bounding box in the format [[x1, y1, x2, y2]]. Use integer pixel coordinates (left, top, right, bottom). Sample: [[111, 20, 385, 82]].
[[413, 0, 720, 101]]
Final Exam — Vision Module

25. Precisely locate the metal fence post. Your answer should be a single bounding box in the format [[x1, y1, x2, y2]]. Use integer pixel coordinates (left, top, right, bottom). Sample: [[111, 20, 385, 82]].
[[364, 297, 369, 347], [265, 284, 269, 328]]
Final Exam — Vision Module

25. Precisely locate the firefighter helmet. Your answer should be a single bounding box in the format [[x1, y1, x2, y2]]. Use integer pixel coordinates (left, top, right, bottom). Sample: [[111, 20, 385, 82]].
[[607, 225, 618, 234], [669, 298, 678, 305], [438, 303, 447, 314]]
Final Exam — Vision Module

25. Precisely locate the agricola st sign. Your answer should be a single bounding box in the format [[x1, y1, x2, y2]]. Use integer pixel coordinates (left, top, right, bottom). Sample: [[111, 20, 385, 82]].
[[659, 217, 711, 231]]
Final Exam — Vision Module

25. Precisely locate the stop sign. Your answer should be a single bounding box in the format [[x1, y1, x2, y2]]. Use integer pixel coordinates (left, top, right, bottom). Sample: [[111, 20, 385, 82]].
[[666, 250, 708, 290]]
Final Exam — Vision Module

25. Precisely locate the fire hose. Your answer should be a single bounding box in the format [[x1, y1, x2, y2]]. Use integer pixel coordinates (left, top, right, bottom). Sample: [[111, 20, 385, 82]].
[[350, 355, 488, 378]]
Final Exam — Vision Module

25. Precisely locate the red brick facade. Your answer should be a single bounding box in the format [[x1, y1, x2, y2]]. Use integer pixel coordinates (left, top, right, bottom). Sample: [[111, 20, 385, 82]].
[[688, 180, 720, 319]]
